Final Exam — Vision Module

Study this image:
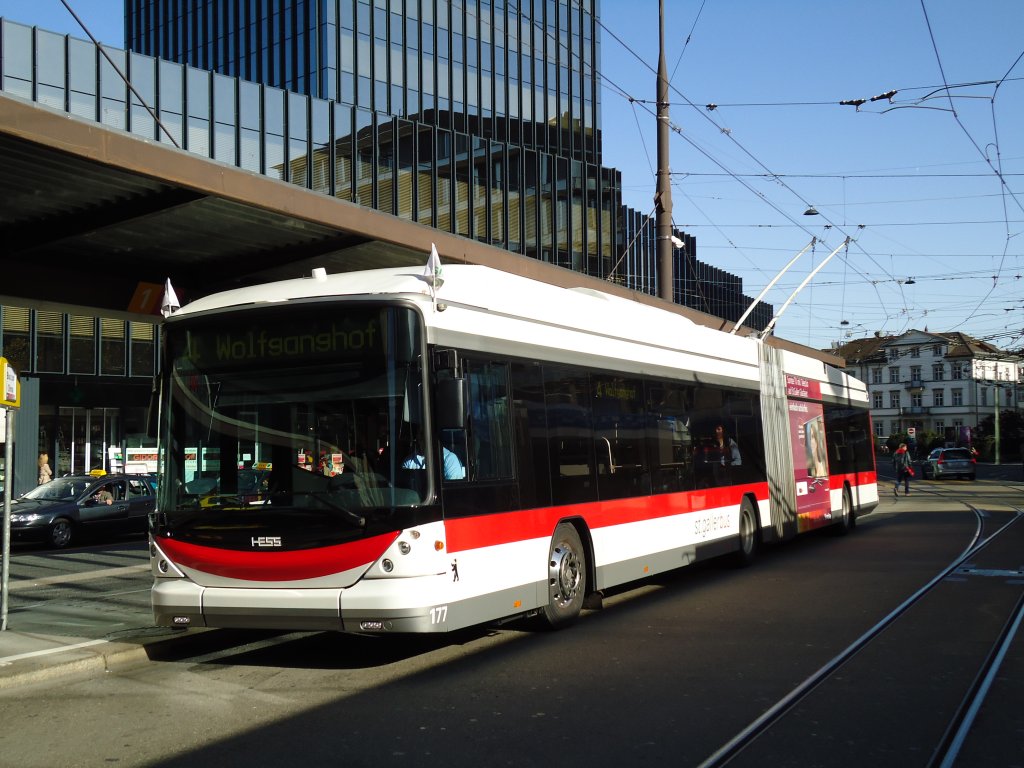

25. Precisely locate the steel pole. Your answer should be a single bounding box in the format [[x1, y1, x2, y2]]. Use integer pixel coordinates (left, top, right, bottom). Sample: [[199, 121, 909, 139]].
[[2, 409, 13, 631], [994, 384, 1001, 465], [655, 0, 674, 302]]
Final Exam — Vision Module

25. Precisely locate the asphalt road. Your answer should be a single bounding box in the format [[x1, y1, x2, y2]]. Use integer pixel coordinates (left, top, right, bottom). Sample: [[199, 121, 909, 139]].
[[3, 540, 152, 638], [0, 472, 1022, 768]]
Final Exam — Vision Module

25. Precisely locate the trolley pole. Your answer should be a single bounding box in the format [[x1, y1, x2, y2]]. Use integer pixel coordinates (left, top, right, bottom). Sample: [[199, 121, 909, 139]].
[[1, 357, 21, 632], [655, 0, 674, 302]]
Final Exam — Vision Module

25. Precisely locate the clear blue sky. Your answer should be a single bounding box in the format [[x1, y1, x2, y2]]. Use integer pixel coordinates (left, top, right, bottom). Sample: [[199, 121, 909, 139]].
[[2, 1, 1022, 352], [600, 1, 1024, 352]]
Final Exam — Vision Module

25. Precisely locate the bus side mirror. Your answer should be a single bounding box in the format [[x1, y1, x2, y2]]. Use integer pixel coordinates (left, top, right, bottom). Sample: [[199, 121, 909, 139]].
[[437, 377, 467, 430]]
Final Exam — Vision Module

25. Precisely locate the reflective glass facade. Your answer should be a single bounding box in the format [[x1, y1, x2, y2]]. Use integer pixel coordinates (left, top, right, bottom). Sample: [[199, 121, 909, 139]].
[[123, 3, 769, 324], [125, 0, 601, 165], [1, 12, 771, 330], [0, 304, 159, 477]]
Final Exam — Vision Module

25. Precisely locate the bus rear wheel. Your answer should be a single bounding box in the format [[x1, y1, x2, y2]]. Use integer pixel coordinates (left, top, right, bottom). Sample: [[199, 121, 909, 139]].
[[833, 486, 855, 536], [731, 498, 760, 567], [541, 523, 586, 628]]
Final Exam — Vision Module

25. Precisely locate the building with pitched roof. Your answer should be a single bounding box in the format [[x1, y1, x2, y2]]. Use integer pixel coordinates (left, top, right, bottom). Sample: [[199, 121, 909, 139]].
[[834, 330, 1023, 448]]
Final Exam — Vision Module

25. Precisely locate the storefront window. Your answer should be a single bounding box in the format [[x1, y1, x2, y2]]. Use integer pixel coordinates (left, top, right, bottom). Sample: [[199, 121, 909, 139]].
[[101, 318, 127, 375], [56, 407, 126, 475], [35, 310, 64, 373], [0, 306, 31, 374], [69, 315, 97, 374], [129, 322, 156, 377]]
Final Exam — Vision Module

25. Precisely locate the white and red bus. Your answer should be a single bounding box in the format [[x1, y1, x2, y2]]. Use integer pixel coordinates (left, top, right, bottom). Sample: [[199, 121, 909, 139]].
[[150, 265, 878, 633]]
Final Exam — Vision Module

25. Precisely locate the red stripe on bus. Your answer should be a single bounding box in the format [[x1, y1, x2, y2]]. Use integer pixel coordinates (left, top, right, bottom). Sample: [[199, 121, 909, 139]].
[[155, 532, 399, 582], [834, 471, 878, 486], [445, 483, 768, 553]]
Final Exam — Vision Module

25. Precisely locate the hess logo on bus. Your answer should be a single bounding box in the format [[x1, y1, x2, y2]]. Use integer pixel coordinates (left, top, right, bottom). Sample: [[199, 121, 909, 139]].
[[251, 536, 282, 548]]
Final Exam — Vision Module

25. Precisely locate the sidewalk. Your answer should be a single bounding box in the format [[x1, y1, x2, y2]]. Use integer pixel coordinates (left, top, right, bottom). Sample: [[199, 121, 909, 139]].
[[0, 627, 177, 689], [0, 618, 289, 689], [0, 554, 222, 689]]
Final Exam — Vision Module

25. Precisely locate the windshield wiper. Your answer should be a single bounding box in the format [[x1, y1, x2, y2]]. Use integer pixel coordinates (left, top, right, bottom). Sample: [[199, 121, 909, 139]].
[[259, 490, 367, 529], [300, 492, 367, 528]]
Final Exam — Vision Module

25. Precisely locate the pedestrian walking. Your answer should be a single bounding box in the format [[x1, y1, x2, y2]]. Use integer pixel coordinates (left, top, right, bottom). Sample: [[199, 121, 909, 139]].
[[892, 442, 913, 497], [37, 452, 52, 485]]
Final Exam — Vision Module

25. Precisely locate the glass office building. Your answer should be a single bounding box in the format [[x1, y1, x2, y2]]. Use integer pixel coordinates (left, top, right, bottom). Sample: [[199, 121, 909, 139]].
[[120, 0, 770, 318], [0, 4, 771, 481]]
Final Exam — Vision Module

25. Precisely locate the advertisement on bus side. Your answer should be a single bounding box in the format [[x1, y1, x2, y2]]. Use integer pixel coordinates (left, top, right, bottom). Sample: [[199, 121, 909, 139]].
[[786, 375, 831, 531]]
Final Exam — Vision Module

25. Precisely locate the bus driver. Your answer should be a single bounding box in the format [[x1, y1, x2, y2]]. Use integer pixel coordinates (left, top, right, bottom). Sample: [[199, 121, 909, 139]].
[[402, 442, 466, 480]]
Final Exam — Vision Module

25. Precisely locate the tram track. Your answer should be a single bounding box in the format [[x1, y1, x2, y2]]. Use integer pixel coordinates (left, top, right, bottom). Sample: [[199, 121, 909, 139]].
[[697, 501, 1024, 768]]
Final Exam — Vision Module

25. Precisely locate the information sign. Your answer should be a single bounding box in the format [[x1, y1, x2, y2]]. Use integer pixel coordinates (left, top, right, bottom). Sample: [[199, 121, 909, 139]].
[[0, 357, 19, 409]]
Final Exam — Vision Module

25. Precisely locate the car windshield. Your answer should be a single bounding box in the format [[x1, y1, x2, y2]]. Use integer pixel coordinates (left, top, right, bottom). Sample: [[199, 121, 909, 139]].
[[22, 477, 91, 501], [158, 303, 429, 530]]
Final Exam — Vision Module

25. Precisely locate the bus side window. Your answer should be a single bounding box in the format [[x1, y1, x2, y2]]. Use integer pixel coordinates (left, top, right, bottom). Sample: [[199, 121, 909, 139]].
[[544, 366, 597, 504], [646, 381, 695, 494], [592, 374, 649, 500], [511, 363, 550, 509], [464, 361, 513, 482], [443, 359, 514, 484]]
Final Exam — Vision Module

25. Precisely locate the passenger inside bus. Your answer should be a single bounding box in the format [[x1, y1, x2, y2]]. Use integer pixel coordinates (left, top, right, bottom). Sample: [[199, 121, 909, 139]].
[[402, 443, 466, 480], [696, 423, 742, 487]]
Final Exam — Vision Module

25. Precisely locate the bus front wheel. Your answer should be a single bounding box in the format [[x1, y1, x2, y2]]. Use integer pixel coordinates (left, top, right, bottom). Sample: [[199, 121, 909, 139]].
[[541, 523, 586, 628]]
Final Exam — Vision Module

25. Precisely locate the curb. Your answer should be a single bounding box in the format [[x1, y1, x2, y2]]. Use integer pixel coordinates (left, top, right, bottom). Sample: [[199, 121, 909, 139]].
[[0, 627, 288, 690], [0, 641, 152, 690], [0, 628, 208, 691]]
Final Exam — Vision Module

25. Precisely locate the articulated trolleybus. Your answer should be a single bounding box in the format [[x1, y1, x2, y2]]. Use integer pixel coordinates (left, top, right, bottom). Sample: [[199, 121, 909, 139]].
[[151, 264, 878, 634]]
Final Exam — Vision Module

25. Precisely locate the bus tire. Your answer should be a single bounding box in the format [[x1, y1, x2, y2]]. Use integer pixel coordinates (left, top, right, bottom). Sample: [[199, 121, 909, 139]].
[[731, 497, 760, 567], [833, 486, 855, 536], [541, 523, 586, 629]]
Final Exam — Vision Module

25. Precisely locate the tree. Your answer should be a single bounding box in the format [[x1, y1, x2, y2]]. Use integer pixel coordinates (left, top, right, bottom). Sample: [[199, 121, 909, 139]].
[[975, 410, 1024, 462]]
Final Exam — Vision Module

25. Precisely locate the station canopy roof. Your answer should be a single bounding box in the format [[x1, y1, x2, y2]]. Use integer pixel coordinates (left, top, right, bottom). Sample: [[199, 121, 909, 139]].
[[0, 92, 840, 366]]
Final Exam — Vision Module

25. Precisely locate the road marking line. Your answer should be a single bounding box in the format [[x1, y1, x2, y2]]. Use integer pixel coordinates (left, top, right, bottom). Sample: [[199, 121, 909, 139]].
[[0, 638, 108, 666], [8, 563, 150, 591]]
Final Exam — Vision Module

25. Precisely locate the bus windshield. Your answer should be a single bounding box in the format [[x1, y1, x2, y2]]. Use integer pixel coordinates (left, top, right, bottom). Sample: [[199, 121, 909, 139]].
[[158, 303, 429, 534]]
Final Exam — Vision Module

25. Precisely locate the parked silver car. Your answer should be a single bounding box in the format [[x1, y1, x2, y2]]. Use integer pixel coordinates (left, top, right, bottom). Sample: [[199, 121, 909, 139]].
[[920, 448, 976, 481]]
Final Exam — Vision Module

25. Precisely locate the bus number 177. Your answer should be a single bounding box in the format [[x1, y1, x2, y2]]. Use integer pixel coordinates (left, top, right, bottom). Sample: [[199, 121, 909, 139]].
[[429, 605, 448, 624]]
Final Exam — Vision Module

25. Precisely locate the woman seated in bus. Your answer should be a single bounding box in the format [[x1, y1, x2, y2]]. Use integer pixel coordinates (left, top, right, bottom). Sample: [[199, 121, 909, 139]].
[[710, 423, 741, 485]]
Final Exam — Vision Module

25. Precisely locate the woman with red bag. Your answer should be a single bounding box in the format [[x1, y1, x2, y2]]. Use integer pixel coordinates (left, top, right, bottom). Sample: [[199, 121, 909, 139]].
[[892, 442, 913, 497]]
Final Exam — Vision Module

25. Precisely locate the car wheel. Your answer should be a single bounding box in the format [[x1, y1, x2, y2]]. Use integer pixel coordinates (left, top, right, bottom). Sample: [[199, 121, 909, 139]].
[[49, 517, 74, 548], [541, 523, 586, 629]]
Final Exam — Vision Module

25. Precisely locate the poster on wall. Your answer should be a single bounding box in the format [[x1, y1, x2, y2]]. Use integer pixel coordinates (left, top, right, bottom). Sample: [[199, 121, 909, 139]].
[[786, 375, 831, 532]]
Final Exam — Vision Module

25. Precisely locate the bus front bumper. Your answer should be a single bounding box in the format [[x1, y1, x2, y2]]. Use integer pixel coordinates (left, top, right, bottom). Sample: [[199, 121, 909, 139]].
[[151, 575, 453, 634]]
